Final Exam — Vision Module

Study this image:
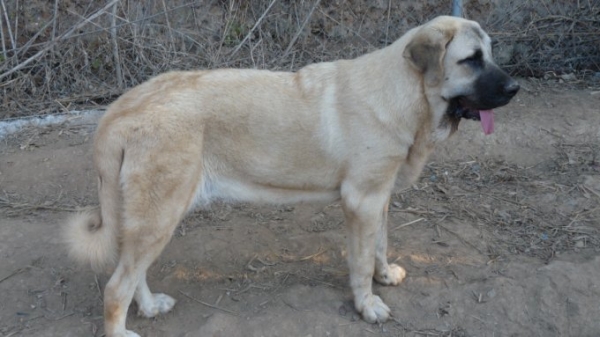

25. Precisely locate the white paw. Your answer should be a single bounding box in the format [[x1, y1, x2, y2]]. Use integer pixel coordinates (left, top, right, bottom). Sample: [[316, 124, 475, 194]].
[[125, 330, 142, 337], [374, 263, 406, 286], [355, 294, 391, 323], [109, 330, 141, 337], [137, 293, 176, 318]]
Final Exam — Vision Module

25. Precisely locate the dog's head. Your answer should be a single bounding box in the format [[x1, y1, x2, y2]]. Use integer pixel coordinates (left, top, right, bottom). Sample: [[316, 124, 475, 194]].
[[403, 16, 519, 135]]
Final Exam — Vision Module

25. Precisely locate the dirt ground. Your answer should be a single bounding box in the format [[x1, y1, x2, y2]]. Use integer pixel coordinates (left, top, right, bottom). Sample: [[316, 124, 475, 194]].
[[1, 84, 600, 337]]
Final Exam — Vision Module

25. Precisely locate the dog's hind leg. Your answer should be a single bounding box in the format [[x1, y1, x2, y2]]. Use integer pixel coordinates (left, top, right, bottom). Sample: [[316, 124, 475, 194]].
[[103, 203, 191, 336], [103, 150, 203, 337], [104, 233, 174, 337]]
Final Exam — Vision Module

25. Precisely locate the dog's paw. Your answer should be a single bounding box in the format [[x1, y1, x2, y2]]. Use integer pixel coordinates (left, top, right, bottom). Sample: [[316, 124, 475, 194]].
[[138, 293, 176, 318], [355, 294, 391, 323], [112, 330, 141, 337], [374, 263, 406, 286], [125, 330, 142, 337]]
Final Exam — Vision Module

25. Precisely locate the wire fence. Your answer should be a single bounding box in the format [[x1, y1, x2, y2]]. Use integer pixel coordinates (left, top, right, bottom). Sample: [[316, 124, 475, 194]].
[[0, 0, 599, 118]]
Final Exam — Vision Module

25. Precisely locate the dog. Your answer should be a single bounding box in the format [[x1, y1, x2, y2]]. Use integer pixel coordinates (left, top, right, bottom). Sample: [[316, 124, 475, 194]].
[[65, 16, 519, 337]]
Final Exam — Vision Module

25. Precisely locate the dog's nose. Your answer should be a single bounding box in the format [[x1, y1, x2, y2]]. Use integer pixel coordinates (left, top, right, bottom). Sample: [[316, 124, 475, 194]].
[[504, 80, 520, 97]]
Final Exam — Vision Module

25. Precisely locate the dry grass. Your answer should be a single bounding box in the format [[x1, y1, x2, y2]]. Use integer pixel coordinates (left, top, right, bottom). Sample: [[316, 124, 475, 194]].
[[479, 1, 600, 77], [0, 0, 598, 119]]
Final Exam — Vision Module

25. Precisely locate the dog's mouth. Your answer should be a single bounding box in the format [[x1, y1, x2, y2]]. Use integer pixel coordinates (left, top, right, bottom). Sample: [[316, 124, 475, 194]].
[[447, 96, 495, 135]]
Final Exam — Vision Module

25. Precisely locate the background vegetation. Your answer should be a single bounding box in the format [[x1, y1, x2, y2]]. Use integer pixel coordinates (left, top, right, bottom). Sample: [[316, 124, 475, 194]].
[[0, 0, 598, 119]]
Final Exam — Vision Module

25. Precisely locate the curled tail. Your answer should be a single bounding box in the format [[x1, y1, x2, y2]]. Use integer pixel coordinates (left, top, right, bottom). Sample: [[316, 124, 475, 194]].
[[65, 125, 124, 273], [65, 207, 118, 272]]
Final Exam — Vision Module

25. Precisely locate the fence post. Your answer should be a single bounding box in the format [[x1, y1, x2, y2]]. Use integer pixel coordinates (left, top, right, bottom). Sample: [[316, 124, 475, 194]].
[[452, 0, 463, 17]]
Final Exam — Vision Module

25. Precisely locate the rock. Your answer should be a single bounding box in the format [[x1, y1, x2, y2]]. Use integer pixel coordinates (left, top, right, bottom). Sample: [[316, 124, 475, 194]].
[[560, 73, 577, 81]]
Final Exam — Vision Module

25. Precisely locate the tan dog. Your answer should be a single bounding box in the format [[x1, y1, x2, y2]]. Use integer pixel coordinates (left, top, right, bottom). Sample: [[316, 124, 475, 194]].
[[66, 16, 519, 337]]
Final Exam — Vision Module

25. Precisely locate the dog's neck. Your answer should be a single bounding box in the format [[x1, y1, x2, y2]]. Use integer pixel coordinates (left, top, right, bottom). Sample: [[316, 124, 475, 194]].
[[347, 44, 428, 126], [352, 38, 452, 145]]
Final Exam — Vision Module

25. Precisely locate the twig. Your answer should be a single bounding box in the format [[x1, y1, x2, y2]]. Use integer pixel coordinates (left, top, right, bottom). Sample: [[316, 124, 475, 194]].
[[94, 274, 103, 303], [52, 0, 59, 42], [247, 254, 266, 272], [111, 1, 123, 89], [257, 256, 276, 266], [295, 274, 340, 288], [299, 246, 327, 261], [161, 0, 176, 52], [62, 291, 68, 311], [5, 329, 31, 337], [582, 185, 600, 199], [412, 331, 441, 336], [0, 266, 30, 284], [53, 312, 76, 321], [232, 283, 268, 295], [179, 291, 238, 316], [0, 0, 6, 60], [469, 314, 490, 324], [281, 0, 321, 59], [0, 0, 15, 52], [392, 218, 425, 231], [277, 246, 327, 262], [214, 293, 223, 306], [437, 222, 486, 256], [384, 0, 392, 45], [0, 201, 79, 212], [229, 0, 278, 58], [486, 194, 536, 211], [390, 208, 435, 215], [13, 0, 18, 48]]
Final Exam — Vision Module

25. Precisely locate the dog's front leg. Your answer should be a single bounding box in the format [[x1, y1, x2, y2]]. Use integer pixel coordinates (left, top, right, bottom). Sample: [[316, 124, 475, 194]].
[[341, 184, 393, 323], [374, 201, 407, 286]]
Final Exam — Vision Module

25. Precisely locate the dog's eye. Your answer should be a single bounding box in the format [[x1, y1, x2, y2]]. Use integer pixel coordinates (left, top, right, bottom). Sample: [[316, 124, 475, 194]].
[[459, 49, 483, 67]]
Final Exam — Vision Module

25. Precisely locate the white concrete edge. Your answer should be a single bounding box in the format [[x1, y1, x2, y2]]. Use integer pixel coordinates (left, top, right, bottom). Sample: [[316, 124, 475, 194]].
[[0, 110, 104, 140]]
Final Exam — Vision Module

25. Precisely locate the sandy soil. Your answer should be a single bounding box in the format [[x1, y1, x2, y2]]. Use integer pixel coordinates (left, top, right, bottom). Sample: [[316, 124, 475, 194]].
[[1, 84, 599, 337]]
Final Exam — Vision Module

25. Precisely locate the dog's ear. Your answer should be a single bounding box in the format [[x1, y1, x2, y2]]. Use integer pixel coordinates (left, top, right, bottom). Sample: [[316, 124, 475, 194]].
[[403, 26, 455, 86]]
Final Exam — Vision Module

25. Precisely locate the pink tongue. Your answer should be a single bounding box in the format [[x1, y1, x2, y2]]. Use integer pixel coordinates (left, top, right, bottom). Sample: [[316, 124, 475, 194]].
[[479, 110, 494, 135]]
